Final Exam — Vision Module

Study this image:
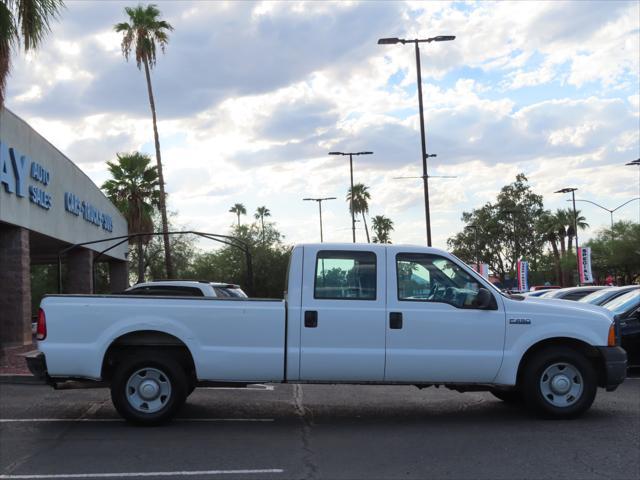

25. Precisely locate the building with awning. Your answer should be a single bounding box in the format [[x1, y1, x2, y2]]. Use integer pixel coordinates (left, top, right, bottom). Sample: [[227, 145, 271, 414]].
[[0, 107, 129, 346]]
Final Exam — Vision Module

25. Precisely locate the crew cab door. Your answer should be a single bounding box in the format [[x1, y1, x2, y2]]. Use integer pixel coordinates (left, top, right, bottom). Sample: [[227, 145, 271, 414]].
[[384, 248, 505, 383], [299, 245, 386, 381]]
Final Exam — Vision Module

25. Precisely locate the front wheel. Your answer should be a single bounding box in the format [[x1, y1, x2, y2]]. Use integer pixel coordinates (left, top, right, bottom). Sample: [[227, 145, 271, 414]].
[[521, 347, 597, 419], [110, 352, 188, 425]]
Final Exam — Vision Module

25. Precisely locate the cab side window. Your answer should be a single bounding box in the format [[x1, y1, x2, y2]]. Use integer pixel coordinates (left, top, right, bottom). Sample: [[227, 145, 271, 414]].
[[314, 251, 376, 300], [396, 253, 487, 309]]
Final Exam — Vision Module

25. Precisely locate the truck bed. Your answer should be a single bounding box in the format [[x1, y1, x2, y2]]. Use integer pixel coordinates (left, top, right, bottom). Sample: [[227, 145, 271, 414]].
[[39, 295, 286, 382]]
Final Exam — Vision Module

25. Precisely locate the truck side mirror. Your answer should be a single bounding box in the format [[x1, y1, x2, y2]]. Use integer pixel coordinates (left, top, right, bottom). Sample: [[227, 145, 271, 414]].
[[476, 288, 494, 309]]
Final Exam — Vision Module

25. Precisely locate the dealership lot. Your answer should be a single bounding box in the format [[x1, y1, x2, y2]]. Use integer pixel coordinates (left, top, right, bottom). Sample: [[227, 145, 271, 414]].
[[0, 379, 638, 480]]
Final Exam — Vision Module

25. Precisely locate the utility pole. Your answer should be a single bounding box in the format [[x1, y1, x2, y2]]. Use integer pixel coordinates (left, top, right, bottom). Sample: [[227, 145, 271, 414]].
[[378, 35, 455, 245]]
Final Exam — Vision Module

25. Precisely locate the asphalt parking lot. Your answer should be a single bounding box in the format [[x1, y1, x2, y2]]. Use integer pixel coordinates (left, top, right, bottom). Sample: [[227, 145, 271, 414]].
[[0, 379, 638, 480]]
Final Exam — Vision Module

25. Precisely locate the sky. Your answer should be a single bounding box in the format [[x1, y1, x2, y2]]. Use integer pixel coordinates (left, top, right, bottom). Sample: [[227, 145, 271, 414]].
[[5, 0, 640, 251]]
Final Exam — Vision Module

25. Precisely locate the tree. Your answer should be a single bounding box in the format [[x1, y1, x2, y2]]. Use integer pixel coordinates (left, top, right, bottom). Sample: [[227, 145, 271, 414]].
[[587, 221, 640, 285], [536, 212, 562, 285], [1, 0, 64, 107], [115, 4, 174, 278], [254, 206, 271, 240], [447, 174, 546, 284], [563, 209, 588, 254], [372, 215, 394, 243], [140, 211, 197, 281], [347, 183, 371, 243], [229, 203, 246, 226], [102, 152, 159, 283], [189, 222, 291, 298]]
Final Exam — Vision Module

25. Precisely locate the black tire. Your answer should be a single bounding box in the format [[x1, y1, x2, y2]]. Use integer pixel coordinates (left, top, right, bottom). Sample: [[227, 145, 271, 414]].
[[521, 346, 597, 419], [110, 351, 188, 425], [490, 388, 522, 404]]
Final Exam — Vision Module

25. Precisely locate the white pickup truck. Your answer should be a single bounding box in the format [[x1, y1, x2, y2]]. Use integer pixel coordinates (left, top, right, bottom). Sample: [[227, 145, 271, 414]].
[[29, 243, 627, 424]]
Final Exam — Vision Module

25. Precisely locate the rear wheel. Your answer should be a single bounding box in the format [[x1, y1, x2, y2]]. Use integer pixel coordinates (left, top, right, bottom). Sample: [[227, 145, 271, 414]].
[[521, 347, 597, 419], [110, 352, 188, 425]]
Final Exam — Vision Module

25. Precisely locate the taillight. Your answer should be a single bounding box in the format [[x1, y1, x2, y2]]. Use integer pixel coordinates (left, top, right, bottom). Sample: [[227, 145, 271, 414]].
[[37, 308, 47, 341], [607, 322, 616, 347]]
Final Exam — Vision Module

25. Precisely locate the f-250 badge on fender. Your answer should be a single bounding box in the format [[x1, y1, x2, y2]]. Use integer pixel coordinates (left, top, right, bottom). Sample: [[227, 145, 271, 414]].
[[509, 318, 532, 325]]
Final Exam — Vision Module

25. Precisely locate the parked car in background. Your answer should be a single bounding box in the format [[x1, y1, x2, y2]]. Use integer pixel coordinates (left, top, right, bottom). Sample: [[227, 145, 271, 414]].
[[579, 286, 640, 306], [123, 281, 248, 298], [539, 286, 608, 301], [530, 285, 561, 291], [521, 289, 555, 298], [602, 289, 640, 363]]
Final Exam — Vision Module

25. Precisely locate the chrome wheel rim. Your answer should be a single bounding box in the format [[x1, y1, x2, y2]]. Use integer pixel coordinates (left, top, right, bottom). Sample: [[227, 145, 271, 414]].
[[539, 362, 583, 408], [126, 367, 172, 413]]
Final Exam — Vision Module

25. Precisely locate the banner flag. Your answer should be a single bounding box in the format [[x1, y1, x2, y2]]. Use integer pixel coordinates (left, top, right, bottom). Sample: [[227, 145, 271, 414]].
[[578, 247, 594, 284], [472, 262, 489, 279], [517, 260, 529, 292]]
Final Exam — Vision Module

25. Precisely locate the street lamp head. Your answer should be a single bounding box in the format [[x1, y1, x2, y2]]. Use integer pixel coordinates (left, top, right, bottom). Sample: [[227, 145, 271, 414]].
[[356, 151, 373, 155], [378, 37, 401, 45], [625, 159, 640, 166], [432, 35, 456, 42], [328, 151, 344, 156], [555, 187, 578, 194]]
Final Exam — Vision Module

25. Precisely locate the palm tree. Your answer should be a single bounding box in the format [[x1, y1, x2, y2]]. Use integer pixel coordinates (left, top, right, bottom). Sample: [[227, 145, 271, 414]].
[[553, 208, 568, 255], [114, 4, 174, 277], [536, 212, 562, 285], [372, 215, 394, 244], [254, 206, 271, 240], [229, 203, 246, 227], [565, 209, 588, 254], [1, 0, 64, 107], [347, 183, 371, 243], [102, 152, 159, 284]]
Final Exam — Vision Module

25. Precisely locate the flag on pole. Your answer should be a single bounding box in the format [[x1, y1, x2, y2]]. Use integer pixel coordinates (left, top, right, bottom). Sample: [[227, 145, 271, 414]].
[[517, 260, 529, 292], [578, 247, 594, 284], [472, 262, 489, 279]]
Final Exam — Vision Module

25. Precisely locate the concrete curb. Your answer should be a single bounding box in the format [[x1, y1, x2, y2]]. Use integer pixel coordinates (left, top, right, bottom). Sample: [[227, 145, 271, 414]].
[[0, 374, 46, 385]]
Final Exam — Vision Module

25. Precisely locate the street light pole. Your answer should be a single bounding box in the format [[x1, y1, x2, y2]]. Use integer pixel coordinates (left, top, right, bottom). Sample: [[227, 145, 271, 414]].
[[378, 35, 455, 246], [328, 151, 373, 243], [303, 197, 337, 242], [569, 197, 640, 241], [414, 41, 432, 246], [626, 159, 640, 223], [349, 153, 355, 242], [555, 188, 580, 285]]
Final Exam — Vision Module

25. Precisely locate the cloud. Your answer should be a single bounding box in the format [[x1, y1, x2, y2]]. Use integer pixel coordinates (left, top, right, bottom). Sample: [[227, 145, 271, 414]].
[[4, 0, 639, 248]]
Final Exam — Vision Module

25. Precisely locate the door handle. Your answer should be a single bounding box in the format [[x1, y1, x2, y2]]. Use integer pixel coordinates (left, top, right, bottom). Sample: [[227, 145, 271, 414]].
[[304, 310, 318, 328], [389, 312, 403, 329]]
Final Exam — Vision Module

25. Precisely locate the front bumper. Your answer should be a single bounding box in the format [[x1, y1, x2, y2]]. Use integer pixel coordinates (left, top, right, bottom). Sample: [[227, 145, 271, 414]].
[[597, 346, 627, 391], [24, 350, 48, 380]]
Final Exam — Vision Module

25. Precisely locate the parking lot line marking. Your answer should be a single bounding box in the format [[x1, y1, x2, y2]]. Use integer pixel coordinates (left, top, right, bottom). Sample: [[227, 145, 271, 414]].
[[0, 418, 274, 423], [0, 469, 284, 478]]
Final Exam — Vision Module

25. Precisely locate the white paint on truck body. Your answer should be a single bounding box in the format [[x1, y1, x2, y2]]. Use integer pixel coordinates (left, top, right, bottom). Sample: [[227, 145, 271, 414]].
[[39, 243, 614, 387]]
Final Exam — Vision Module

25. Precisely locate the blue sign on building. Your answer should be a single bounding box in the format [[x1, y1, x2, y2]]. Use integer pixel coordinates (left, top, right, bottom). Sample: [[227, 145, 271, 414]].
[[1, 139, 112, 231]]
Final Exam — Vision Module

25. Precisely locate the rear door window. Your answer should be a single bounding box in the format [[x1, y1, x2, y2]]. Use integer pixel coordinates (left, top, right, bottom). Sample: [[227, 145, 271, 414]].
[[314, 250, 377, 300]]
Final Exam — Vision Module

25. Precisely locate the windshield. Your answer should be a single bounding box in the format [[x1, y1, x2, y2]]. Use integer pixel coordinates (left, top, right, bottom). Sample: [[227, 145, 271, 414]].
[[540, 290, 560, 298], [578, 288, 618, 304], [603, 290, 640, 315]]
